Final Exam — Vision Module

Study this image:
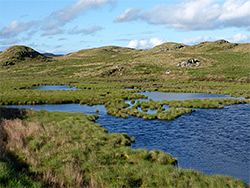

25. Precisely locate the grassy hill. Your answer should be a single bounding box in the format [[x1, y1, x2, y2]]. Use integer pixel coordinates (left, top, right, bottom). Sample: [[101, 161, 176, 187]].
[[0, 41, 249, 96], [52, 40, 250, 81], [1, 41, 249, 81], [0, 45, 49, 66]]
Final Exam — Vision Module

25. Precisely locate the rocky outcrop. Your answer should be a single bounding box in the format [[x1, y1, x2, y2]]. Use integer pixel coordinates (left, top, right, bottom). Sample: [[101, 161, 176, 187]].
[[216, 40, 229, 45], [157, 44, 185, 52], [177, 59, 200, 67], [174, 44, 184, 49], [101, 65, 124, 77]]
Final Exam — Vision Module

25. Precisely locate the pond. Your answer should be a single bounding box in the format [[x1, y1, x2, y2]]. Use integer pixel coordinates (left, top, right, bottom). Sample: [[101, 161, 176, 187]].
[[98, 104, 249, 184], [4, 86, 250, 183], [31, 85, 81, 90], [30, 85, 244, 100], [141, 91, 245, 101]]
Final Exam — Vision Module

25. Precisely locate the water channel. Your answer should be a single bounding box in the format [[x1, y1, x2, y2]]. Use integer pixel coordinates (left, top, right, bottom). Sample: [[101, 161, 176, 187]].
[[5, 85, 250, 183]]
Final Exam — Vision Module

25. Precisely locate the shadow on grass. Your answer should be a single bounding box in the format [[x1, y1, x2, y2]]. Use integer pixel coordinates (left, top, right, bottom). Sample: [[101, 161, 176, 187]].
[[0, 107, 55, 187], [0, 107, 27, 123]]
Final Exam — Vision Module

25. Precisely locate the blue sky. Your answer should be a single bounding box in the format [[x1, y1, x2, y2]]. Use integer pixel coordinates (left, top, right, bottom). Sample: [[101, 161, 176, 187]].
[[0, 0, 250, 54]]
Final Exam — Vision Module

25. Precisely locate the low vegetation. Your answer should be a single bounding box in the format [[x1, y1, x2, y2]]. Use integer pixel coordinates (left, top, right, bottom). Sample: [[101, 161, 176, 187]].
[[0, 108, 247, 187], [0, 45, 49, 67], [0, 40, 249, 187]]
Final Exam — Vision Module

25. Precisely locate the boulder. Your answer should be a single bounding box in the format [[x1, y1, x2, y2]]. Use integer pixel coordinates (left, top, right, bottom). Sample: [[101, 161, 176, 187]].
[[177, 59, 200, 67], [216, 40, 229, 45], [174, 44, 184, 49], [157, 48, 169, 52]]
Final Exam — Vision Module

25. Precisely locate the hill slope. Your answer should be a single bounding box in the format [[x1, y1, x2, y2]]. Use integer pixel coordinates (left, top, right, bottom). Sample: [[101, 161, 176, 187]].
[[0, 41, 249, 83], [0, 45, 48, 66], [152, 40, 250, 53]]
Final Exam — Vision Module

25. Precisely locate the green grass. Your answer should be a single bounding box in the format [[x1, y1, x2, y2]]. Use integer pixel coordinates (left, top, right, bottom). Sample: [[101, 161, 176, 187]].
[[0, 108, 247, 187], [0, 42, 250, 187], [0, 162, 41, 188], [0, 45, 48, 67]]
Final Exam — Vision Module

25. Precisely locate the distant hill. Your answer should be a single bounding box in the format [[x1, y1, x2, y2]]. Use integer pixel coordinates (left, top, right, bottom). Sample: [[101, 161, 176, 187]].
[[0, 45, 49, 66], [152, 40, 250, 53], [61, 46, 137, 60], [151, 42, 188, 52], [43, 53, 63, 57]]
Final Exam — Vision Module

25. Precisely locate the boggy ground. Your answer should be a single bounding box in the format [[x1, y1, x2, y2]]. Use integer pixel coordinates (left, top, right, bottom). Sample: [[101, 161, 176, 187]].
[[0, 41, 250, 187]]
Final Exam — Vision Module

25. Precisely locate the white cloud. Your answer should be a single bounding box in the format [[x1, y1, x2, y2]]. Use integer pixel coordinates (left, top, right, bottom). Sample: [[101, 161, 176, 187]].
[[42, 22, 61, 31], [228, 33, 249, 43], [114, 7, 143, 22], [54, 0, 112, 22], [0, 0, 113, 40], [146, 0, 221, 30], [0, 38, 20, 45], [150, 38, 165, 47], [183, 36, 212, 44], [42, 28, 64, 36], [127, 38, 165, 49], [39, 0, 112, 37], [0, 0, 112, 39], [0, 20, 38, 37], [115, 0, 250, 31], [127, 40, 147, 49], [219, 0, 250, 27], [182, 33, 250, 44], [82, 26, 103, 35], [69, 26, 103, 35], [43, 0, 113, 31]]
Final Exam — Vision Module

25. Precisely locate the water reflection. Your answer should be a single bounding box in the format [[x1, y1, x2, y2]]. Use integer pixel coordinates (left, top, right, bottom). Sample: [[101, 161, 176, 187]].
[[141, 91, 244, 101], [97, 104, 250, 184], [31, 85, 81, 90], [6, 104, 106, 115]]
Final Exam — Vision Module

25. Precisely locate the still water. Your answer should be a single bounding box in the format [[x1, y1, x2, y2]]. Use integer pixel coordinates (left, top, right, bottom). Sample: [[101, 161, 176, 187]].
[[31, 85, 81, 90], [5, 85, 250, 183], [98, 104, 249, 184]]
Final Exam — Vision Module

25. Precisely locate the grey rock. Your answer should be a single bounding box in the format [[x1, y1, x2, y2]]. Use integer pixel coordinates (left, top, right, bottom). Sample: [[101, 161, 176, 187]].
[[216, 40, 229, 45], [174, 44, 184, 49], [178, 59, 200, 67]]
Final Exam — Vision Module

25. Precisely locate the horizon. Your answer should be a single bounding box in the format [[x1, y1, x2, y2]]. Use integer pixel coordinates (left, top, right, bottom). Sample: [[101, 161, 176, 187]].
[[1, 39, 248, 55], [0, 0, 250, 54]]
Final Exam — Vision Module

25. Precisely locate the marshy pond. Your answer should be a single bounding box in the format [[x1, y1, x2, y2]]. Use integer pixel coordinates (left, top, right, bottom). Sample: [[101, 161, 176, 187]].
[[6, 85, 250, 183], [31, 85, 81, 90]]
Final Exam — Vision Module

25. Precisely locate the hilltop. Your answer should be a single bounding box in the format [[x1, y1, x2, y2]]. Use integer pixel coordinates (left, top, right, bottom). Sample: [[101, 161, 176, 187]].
[[0, 45, 49, 66]]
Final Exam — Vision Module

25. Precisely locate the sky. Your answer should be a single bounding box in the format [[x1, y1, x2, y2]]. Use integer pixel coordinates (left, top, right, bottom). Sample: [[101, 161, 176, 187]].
[[0, 0, 250, 54]]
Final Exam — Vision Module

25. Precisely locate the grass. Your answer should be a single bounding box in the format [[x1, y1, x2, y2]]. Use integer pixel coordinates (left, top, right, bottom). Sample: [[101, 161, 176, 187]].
[[0, 108, 247, 187], [0, 41, 250, 187], [0, 162, 41, 188], [0, 45, 48, 67]]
